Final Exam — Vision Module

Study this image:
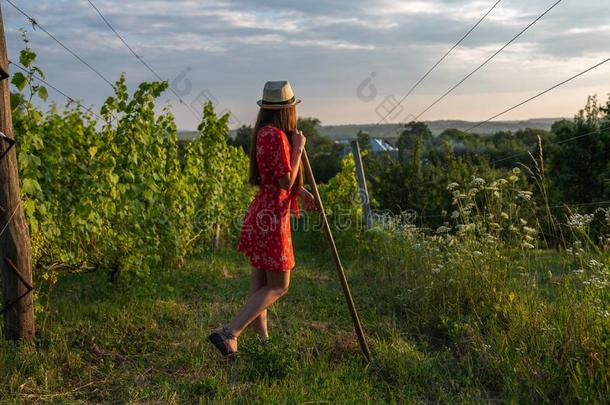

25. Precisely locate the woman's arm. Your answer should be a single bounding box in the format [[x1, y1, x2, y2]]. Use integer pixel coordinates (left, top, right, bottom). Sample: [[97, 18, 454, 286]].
[[278, 130, 306, 190], [298, 186, 318, 211]]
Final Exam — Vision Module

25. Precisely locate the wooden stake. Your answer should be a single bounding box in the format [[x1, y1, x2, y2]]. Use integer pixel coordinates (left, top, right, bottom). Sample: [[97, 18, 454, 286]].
[[0, 4, 35, 341], [350, 140, 372, 229], [301, 149, 371, 362]]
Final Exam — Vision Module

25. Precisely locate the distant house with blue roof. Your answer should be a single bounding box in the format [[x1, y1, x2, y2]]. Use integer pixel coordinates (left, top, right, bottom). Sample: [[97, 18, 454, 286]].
[[335, 138, 398, 158]]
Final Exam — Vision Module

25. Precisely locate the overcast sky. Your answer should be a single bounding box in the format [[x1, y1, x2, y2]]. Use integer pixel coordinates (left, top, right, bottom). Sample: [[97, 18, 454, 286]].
[[3, 0, 610, 130]]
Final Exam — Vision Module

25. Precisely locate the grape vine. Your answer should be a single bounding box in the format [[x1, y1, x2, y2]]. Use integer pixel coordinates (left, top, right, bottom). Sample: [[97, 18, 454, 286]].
[[10, 38, 251, 282]]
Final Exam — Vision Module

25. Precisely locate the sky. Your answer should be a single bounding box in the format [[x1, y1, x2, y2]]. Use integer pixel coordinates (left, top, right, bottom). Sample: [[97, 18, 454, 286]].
[[3, 0, 610, 130]]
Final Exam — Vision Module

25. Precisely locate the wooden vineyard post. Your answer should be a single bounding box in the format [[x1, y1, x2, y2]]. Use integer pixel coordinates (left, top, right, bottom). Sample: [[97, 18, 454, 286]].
[[350, 140, 372, 230], [0, 4, 35, 341], [301, 149, 371, 362]]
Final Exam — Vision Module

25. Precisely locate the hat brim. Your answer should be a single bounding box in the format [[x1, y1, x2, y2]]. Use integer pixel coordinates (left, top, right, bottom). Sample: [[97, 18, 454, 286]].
[[257, 99, 301, 109]]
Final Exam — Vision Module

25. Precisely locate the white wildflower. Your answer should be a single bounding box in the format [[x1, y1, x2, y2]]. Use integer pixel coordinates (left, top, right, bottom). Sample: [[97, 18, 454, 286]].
[[470, 177, 485, 187], [484, 234, 497, 244], [568, 213, 594, 228], [588, 259, 604, 271], [598, 309, 610, 318], [436, 226, 451, 234], [455, 224, 475, 233], [431, 264, 444, 274], [523, 226, 537, 235], [447, 182, 460, 191]]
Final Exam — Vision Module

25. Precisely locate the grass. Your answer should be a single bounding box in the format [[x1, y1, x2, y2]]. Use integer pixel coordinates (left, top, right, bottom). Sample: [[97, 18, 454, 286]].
[[1, 226, 609, 403]]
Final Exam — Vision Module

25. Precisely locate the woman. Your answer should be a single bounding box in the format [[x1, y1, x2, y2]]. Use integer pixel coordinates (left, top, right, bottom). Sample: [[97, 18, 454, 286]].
[[208, 81, 317, 356]]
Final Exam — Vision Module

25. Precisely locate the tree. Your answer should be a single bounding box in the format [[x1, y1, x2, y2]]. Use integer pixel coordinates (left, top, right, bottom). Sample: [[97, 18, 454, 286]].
[[514, 128, 551, 148], [229, 124, 252, 154], [298, 117, 343, 183], [357, 130, 371, 152], [548, 95, 610, 204], [397, 121, 432, 162], [297, 117, 321, 140]]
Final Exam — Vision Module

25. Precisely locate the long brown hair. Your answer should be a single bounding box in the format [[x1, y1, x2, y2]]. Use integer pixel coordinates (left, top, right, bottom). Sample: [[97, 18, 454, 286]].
[[249, 105, 305, 189]]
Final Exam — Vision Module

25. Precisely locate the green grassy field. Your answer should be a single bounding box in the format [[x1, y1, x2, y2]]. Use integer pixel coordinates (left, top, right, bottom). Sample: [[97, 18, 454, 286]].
[[1, 227, 608, 403]]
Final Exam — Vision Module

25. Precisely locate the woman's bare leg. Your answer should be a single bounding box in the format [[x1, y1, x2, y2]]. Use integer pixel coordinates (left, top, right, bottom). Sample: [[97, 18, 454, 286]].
[[248, 267, 268, 339], [222, 269, 291, 352]]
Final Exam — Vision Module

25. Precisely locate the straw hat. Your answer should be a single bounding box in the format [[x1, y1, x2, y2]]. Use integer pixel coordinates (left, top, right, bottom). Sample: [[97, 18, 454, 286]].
[[257, 80, 301, 109]]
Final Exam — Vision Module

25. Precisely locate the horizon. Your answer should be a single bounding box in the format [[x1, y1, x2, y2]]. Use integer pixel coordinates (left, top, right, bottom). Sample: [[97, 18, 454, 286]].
[[4, 1, 610, 130], [177, 116, 568, 140]]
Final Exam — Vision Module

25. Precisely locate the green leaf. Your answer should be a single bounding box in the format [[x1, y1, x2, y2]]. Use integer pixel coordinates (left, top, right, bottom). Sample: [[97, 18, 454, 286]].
[[11, 72, 27, 91], [10, 92, 24, 110], [37, 86, 48, 102], [21, 178, 42, 195], [19, 48, 36, 68], [31, 66, 45, 80], [23, 199, 36, 218]]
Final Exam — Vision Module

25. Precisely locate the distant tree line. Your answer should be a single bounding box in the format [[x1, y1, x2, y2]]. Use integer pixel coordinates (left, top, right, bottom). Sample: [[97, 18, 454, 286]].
[[229, 94, 610, 232]]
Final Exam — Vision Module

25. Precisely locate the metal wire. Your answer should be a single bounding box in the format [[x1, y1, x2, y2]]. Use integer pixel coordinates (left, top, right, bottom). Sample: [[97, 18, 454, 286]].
[[464, 57, 610, 133], [490, 125, 610, 165], [0, 130, 15, 160], [416, 200, 610, 220], [377, 0, 503, 125], [8, 60, 111, 124], [5, 0, 116, 90], [0, 199, 21, 238], [412, 0, 563, 122], [84, 0, 203, 121]]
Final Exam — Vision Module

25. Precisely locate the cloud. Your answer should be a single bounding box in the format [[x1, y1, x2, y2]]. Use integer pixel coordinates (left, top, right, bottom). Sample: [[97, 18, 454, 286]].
[[3, 0, 609, 129], [566, 25, 610, 35]]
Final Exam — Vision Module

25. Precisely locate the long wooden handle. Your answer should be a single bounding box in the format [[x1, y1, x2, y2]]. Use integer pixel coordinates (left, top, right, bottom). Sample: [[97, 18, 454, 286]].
[[300, 149, 371, 362]]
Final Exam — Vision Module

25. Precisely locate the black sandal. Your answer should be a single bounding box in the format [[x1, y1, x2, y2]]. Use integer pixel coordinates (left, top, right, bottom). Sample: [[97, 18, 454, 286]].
[[208, 326, 238, 357]]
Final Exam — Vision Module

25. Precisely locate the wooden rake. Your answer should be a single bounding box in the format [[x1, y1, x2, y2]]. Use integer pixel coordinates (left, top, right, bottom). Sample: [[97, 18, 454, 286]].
[[300, 149, 371, 362]]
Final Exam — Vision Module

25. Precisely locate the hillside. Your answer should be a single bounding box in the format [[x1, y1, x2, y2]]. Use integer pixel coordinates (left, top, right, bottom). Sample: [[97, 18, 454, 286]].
[[318, 118, 563, 140], [184, 118, 564, 142]]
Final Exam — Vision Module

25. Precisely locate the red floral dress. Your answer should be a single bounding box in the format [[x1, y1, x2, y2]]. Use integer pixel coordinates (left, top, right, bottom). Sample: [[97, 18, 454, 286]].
[[237, 124, 300, 271]]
